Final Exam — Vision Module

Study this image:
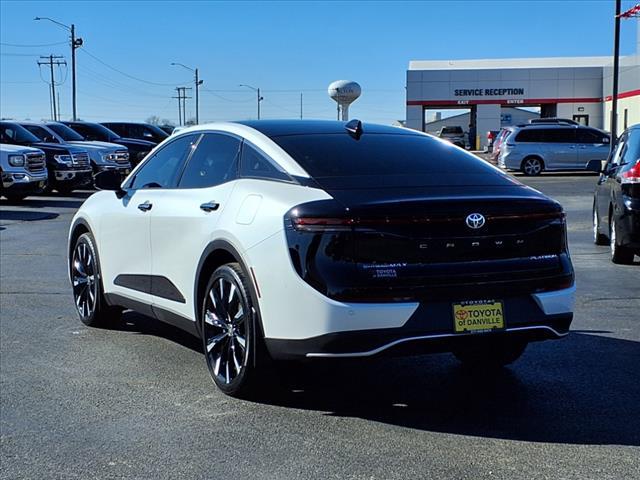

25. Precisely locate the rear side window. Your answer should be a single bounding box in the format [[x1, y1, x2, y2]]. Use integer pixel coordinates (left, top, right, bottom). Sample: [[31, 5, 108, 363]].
[[576, 129, 609, 144], [544, 128, 575, 143], [130, 134, 198, 189], [515, 129, 543, 142], [239, 141, 291, 182], [515, 128, 574, 143], [271, 133, 499, 178], [178, 133, 240, 189]]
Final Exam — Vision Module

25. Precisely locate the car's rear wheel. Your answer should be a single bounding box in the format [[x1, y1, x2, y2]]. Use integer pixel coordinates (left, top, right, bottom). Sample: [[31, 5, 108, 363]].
[[71, 232, 122, 326], [593, 204, 608, 245], [453, 338, 527, 368], [521, 157, 543, 176], [201, 263, 267, 398], [610, 216, 635, 264]]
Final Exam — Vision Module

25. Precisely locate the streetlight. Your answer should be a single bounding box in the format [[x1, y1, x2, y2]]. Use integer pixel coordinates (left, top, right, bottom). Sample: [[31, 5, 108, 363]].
[[34, 17, 82, 121], [239, 84, 263, 120], [171, 62, 202, 124]]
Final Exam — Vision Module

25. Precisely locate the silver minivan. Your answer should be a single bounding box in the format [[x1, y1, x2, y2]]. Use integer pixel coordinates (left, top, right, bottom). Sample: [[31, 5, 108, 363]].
[[498, 124, 610, 175]]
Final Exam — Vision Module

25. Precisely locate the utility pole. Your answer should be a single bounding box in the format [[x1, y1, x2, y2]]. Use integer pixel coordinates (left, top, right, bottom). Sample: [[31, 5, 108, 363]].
[[34, 17, 83, 120], [171, 63, 203, 124], [239, 84, 263, 120], [173, 87, 192, 125], [611, 0, 621, 144], [70, 24, 83, 121], [38, 55, 66, 121]]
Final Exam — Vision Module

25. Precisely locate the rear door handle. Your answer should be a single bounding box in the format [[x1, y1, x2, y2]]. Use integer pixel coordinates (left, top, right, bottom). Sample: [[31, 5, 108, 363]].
[[137, 201, 152, 212], [200, 201, 220, 212]]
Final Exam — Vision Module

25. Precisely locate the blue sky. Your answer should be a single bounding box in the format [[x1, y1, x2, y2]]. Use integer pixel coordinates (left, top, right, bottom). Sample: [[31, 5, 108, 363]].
[[0, 0, 637, 125]]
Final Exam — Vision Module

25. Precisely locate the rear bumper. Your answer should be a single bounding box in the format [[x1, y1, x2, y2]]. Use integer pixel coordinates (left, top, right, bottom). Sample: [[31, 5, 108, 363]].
[[264, 286, 575, 360]]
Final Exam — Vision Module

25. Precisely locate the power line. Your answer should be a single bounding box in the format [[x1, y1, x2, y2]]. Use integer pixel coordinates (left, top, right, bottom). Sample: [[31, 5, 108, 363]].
[[1, 41, 67, 47], [79, 48, 189, 87]]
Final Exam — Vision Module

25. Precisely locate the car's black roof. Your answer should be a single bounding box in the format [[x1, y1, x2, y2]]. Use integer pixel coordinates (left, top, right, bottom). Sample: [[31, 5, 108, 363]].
[[234, 120, 420, 137]]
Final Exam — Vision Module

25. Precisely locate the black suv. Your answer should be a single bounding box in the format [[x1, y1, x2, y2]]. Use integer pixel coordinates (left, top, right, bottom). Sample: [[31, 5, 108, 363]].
[[101, 122, 168, 145], [0, 121, 92, 194], [590, 124, 640, 264], [62, 121, 155, 167]]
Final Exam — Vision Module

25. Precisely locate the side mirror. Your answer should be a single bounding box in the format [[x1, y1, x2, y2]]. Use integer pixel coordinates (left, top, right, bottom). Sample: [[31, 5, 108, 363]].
[[586, 159, 604, 174], [94, 169, 125, 196]]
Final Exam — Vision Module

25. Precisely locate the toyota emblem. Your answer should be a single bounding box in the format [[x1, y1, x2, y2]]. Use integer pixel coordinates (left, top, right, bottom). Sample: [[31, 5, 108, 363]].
[[466, 213, 485, 229]]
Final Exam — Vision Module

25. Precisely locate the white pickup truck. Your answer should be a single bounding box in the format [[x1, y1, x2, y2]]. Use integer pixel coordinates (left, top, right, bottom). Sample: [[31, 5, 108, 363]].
[[1, 143, 48, 201]]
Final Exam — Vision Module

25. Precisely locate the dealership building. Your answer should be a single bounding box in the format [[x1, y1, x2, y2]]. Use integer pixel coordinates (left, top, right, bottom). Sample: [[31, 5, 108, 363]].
[[406, 23, 639, 149]]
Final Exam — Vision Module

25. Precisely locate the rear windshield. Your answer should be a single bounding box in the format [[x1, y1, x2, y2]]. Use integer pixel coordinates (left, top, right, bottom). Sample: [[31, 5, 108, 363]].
[[271, 133, 499, 179], [47, 123, 85, 141], [441, 127, 463, 134]]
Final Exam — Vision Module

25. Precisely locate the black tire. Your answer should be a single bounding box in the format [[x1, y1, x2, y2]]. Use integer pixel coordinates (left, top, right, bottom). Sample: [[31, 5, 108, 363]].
[[521, 156, 544, 176], [70, 232, 122, 327], [453, 338, 527, 368], [201, 263, 270, 398], [610, 216, 635, 264], [593, 204, 608, 245]]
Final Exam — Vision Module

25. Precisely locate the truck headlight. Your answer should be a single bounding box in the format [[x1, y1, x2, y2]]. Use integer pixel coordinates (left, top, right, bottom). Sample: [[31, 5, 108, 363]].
[[8, 154, 25, 167], [54, 154, 73, 166], [101, 152, 115, 163]]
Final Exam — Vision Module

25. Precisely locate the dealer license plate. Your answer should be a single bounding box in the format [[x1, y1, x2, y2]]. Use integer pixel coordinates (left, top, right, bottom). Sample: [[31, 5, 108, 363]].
[[453, 300, 504, 333]]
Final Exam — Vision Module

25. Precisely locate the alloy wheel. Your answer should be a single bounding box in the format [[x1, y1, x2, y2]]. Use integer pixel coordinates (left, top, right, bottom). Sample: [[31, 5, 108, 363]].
[[72, 241, 97, 319], [203, 276, 248, 385], [523, 158, 542, 176]]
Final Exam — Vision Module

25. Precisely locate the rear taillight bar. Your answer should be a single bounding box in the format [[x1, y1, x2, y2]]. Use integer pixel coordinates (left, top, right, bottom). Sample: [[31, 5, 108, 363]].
[[291, 212, 564, 232]]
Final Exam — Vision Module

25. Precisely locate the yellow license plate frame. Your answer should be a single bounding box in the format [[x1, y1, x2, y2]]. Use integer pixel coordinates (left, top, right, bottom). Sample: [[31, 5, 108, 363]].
[[453, 300, 505, 333]]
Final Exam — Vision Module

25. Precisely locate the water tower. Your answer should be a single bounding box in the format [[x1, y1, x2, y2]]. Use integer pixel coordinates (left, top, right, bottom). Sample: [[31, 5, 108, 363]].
[[328, 80, 361, 121]]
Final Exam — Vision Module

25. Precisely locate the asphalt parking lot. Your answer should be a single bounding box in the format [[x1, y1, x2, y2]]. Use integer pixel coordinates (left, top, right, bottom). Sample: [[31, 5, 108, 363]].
[[1, 173, 639, 480]]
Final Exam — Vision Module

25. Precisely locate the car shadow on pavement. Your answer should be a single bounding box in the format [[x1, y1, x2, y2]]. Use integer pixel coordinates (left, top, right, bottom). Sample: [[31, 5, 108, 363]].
[[0, 210, 59, 222], [113, 311, 202, 352], [1, 196, 88, 210], [101, 312, 640, 446], [263, 332, 640, 447], [512, 172, 599, 178]]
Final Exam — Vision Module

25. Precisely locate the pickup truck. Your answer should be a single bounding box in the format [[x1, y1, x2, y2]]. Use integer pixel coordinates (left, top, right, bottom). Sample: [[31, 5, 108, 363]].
[[61, 121, 154, 167], [437, 126, 466, 148], [18, 122, 131, 178], [0, 121, 92, 195], [0, 143, 48, 201]]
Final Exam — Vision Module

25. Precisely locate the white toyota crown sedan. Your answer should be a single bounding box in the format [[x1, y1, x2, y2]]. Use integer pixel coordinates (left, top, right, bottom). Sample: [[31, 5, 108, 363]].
[[68, 120, 575, 397]]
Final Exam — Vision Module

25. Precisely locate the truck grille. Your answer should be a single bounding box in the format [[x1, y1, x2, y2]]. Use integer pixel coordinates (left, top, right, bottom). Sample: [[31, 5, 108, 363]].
[[71, 152, 90, 168], [26, 153, 46, 173]]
